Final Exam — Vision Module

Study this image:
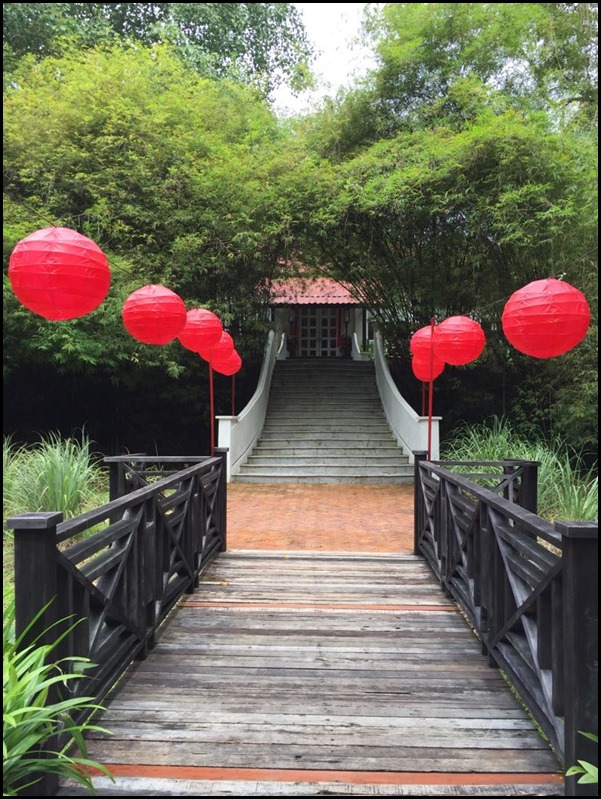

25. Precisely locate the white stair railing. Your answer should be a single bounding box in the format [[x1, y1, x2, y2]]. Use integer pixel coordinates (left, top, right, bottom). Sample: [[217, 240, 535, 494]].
[[373, 332, 440, 462], [217, 329, 284, 481], [351, 332, 371, 361]]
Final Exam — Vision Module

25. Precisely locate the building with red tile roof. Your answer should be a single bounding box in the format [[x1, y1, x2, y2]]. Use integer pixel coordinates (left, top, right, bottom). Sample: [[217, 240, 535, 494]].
[[268, 275, 369, 359]]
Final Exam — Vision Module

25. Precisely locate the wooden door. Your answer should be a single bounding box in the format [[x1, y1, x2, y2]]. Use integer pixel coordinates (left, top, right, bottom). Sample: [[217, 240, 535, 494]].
[[298, 308, 339, 356]]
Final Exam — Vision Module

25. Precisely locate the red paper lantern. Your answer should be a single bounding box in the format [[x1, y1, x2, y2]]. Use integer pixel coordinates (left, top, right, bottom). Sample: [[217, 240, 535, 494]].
[[412, 355, 445, 382], [198, 331, 235, 362], [434, 316, 485, 365], [8, 226, 110, 320], [410, 326, 435, 359], [178, 308, 222, 352], [122, 285, 186, 345], [502, 278, 591, 359], [212, 350, 242, 376]]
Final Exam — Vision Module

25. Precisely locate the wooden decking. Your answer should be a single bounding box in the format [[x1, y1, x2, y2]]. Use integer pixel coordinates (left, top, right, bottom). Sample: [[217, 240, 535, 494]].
[[60, 552, 563, 796]]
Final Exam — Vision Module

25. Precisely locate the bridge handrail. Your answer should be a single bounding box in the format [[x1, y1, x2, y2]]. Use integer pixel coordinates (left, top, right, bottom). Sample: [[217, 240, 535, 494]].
[[373, 332, 440, 461], [7, 453, 227, 719], [217, 329, 282, 480], [413, 452, 598, 793]]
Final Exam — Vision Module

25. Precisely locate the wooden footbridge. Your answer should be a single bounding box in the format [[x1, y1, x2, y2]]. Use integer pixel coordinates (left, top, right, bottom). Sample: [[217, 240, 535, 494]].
[[9, 454, 597, 797]]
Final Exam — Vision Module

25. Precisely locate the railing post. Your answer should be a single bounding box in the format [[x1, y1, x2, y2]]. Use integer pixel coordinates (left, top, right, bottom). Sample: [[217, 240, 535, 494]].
[[107, 460, 122, 502], [518, 460, 539, 513], [214, 448, 228, 553], [557, 521, 598, 797], [413, 451, 428, 555], [6, 512, 63, 797], [8, 512, 63, 648]]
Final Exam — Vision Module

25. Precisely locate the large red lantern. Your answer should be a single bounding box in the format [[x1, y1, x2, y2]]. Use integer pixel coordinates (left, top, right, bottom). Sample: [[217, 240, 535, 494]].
[[178, 308, 222, 352], [433, 316, 486, 365], [122, 285, 186, 345], [198, 331, 235, 362], [212, 350, 242, 376], [8, 227, 110, 320], [412, 355, 445, 382], [410, 326, 435, 359], [502, 278, 591, 359]]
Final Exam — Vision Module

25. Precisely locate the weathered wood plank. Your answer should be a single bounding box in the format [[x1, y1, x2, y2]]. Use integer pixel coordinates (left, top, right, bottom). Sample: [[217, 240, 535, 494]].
[[79, 738, 560, 771], [68, 551, 561, 796], [59, 776, 563, 796]]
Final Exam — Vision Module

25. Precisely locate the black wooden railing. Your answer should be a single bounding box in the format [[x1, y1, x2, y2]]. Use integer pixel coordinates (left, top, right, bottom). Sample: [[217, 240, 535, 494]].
[[413, 452, 598, 797], [7, 451, 227, 794]]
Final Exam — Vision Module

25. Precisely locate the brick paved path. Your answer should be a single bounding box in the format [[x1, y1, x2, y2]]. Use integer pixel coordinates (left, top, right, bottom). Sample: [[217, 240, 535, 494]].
[[227, 483, 414, 553]]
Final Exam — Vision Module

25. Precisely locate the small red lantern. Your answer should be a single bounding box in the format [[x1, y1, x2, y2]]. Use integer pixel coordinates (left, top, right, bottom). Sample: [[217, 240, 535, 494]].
[[122, 285, 186, 345], [8, 226, 110, 320], [434, 316, 485, 365], [213, 350, 242, 376], [198, 331, 235, 362], [178, 308, 222, 352], [502, 278, 591, 359], [410, 326, 435, 359], [412, 355, 445, 382]]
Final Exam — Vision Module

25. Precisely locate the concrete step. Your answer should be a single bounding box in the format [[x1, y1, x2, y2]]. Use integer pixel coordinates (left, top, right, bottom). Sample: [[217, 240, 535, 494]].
[[270, 389, 379, 397], [254, 446, 405, 456], [259, 432, 397, 442], [263, 420, 391, 430], [237, 463, 413, 476], [234, 359, 412, 484], [269, 399, 380, 406], [246, 455, 410, 467], [265, 412, 386, 422], [233, 473, 414, 484]]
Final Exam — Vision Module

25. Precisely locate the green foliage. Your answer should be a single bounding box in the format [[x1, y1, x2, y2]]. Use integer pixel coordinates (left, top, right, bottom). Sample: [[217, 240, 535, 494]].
[[368, 2, 598, 129], [297, 3, 598, 450], [566, 732, 598, 785], [441, 417, 598, 522], [3, 2, 313, 96], [3, 44, 291, 378], [304, 106, 596, 343], [3, 432, 106, 525], [3, 600, 113, 796]]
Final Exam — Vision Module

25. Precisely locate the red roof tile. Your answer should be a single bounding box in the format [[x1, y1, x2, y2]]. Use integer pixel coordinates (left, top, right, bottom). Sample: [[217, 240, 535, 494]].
[[270, 277, 361, 305]]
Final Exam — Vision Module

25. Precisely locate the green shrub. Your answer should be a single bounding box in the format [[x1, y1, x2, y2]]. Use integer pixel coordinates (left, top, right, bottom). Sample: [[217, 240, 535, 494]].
[[441, 417, 598, 522], [3, 432, 106, 523], [3, 601, 114, 796]]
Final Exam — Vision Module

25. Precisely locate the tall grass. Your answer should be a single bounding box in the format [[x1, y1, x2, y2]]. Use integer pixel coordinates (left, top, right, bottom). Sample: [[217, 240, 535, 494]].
[[441, 417, 598, 522], [3, 432, 106, 524]]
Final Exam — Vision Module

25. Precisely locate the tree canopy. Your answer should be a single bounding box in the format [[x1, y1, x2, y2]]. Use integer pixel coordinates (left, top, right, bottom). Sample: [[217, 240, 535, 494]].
[[3, 3, 313, 95], [366, 2, 598, 130]]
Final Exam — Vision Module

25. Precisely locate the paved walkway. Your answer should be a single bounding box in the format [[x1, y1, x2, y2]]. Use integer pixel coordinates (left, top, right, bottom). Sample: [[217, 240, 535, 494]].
[[227, 483, 414, 552]]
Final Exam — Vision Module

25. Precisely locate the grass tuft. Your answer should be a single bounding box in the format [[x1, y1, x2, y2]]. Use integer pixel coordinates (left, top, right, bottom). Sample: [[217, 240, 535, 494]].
[[441, 417, 598, 522]]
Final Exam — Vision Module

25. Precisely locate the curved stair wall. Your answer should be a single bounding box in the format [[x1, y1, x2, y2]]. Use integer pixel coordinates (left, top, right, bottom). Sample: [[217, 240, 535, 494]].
[[373, 332, 440, 462], [217, 329, 283, 481]]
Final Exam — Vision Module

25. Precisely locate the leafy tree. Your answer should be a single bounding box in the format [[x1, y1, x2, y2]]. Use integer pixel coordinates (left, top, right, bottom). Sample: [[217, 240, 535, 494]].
[[3, 44, 301, 382], [366, 2, 598, 130], [3, 2, 313, 96], [292, 4, 598, 450], [302, 105, 596, 337]]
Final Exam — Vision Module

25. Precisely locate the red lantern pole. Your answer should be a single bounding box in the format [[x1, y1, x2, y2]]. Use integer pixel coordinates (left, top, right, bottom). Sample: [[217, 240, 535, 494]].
[[209, 356, 215, 457], [231, 374, 236, 416], [427, 317, 435, 461]]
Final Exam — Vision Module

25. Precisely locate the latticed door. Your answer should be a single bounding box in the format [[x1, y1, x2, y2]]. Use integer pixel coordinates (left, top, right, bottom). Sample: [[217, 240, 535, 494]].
[[298, 307, 318, 356], [319, 308, 338, 356], [299, 308, 339, 356]]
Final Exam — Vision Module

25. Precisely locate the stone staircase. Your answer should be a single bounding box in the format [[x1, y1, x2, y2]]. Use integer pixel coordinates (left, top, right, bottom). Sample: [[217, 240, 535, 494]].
[[233, 359, 413, 483]]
